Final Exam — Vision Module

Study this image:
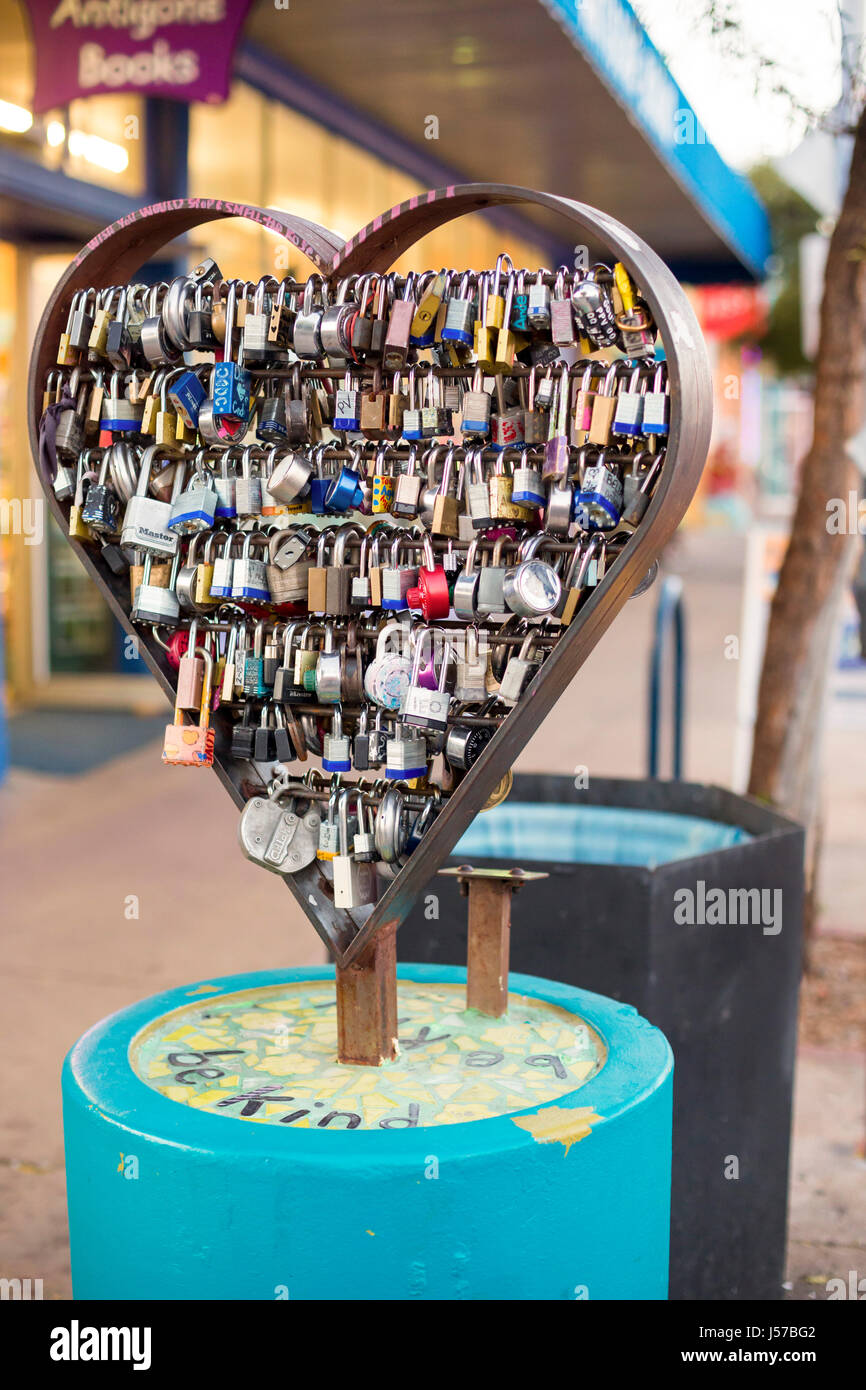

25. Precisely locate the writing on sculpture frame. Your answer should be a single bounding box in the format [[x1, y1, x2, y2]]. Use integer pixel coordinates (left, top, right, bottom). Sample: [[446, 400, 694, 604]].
[[131, 982, 605, 1130]]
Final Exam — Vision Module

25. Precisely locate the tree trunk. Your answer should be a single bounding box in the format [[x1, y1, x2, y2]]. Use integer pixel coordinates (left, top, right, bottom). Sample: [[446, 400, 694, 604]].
[[748, 104, 866, 936]]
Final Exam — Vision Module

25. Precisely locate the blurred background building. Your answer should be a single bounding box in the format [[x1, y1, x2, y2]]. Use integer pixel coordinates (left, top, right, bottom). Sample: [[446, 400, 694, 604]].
[[0, 0, 782, 714]]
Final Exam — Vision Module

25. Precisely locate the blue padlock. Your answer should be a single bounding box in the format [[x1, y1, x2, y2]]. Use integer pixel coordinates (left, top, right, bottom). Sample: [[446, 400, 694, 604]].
[[167, 369, 206, 430], [325, 464, 363, 513]]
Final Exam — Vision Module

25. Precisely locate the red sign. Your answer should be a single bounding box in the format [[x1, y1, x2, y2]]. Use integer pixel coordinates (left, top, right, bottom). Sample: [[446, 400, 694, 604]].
[[23, 0, 255, 114], [696, 285, 768, 340]]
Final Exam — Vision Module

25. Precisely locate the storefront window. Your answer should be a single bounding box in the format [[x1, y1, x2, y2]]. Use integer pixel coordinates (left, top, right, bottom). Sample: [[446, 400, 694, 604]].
[[0, 0, 144, 196], [189, 80, 548, 279]]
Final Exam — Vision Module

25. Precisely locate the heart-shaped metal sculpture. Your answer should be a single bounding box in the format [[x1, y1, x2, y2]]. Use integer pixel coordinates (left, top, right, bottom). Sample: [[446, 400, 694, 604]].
[[27, 185, 712, 974]]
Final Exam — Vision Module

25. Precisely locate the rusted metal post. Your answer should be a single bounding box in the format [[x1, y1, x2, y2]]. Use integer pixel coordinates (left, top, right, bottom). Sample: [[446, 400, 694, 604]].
[[439, 866, 549, 1017], [335, 922, 398, 1065]]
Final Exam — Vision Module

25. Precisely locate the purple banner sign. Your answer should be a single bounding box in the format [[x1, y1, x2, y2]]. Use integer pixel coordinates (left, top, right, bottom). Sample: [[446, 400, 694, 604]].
[[24, 1, 255, 114]]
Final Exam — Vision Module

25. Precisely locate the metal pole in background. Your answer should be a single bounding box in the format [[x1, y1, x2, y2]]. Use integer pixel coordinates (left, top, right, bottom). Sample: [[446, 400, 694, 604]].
[[648, 574, 685, 780]]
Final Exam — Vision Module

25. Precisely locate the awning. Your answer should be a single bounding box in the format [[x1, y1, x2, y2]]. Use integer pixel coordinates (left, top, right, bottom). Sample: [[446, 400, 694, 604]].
[[242, 0, 770, 282]]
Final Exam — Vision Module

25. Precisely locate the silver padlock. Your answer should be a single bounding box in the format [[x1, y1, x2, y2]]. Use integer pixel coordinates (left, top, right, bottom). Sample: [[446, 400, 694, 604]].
[[333, 790, 378, 910], [120, 445, 181, 556], [498, 632, 541, 707], [402, 631, 452, 734], [502, 534, 563, 617]]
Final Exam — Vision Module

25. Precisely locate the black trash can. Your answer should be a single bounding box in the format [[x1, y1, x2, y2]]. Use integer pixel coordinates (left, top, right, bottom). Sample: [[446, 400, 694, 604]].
[[399, 774, 804, 1302]]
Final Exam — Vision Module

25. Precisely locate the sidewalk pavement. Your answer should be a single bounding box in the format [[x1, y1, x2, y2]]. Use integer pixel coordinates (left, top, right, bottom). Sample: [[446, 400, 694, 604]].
[[0, 527, 862, 1298]]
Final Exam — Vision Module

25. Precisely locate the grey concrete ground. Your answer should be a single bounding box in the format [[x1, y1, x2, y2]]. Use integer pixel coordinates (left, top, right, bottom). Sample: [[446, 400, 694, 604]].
[[0, 527, 862, 1300]]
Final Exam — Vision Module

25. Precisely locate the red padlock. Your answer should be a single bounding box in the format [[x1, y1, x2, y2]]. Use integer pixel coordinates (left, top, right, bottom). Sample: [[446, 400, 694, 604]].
[[407, 534, 451, 620], [166, 628, 190, 669]]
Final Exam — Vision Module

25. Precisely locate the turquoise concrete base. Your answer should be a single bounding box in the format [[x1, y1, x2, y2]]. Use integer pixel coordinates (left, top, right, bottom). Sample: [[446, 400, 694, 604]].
[[62, 965, 673, 1300]]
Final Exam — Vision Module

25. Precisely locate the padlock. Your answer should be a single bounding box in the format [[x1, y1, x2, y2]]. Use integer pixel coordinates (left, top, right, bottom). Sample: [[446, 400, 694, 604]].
[[333, 790, 378, 909], [266, 448, 311, 506], [176, 619, 205, 710], [133, 551, 181, 626], [621, 452, 665, 528], [353, 795, 379, 863], [502, 534, 563, 617], [574, 448, 624, 531], [87, 287, 117, 356], [120, 445, 181, 555], [429, 445, 460, 537], [140, 283, 182, 367], [572, 264, 619, 348], [242, 619, 269, 697], [556, 535, 605, 625], [162, 647, 215, 766], [370, 446, 396, 514], [613, 262, 656, 356], [441, 271, 476, 346], [527, 268, 552, 331], [67, 287, 98, 351], [473, 272, 496, 372], [385, 725, 428, 781], [307, 528, 335, 613], [406, 534, 451, 621], [320, 275, 358, 360], [642, 364, 670, 436], [273, 624, 316, 705], [352, 706, 373, 771], [445, 720, 494, 771], [571, 362, 599, 447], [462, 367, 492, 438], [612, 364, 646, 438], [400, 366, 424, 443], [268, 277, 296, 353], [333, 369, 362, 431], [208, 532, 242, 599], [253, 703, 277, 762], [68, 451, 98, 542], [267, 528, 313, 605], [81, 448, 121, 534], [168, 461, 218, 535], [587, 362, 620, 446], [391, 444, 423, 517], [239, 791, 319, 876], [542, 364, 572, 483], [100, 369, 144, 433], [54, 376, 89, 465], [476, 534, 510, 615], [410, 268, 447, 347], [380, 535, 418, 611], [452, 538, 482, 620], [466, 449, 494, 529], [498, 632, 541, 707], [229, 699, 255, 760], [489, 450, 532, 522], [419, 369, 452, 438], [350, 274, 376, 355], [103, 285, 135, 368], [317, 789, 342, 862], [232, 530, 271, 603], [383, 271, 416, 371], [364, 619, 413, 710], [187, 279, 221, 350], [235, 446, 264, 517], [294, 271, 328, 358], [494, 269, 529, 370], [454, 625, 490, 703], [310, 623, 343, 703], [512, 446, 546, 508], [322, 708, 352, 773], [212, 282, 251, 424], [325, 524, 362, 615], [243, 275, 278, 363], [550, 268, 576, 345]]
